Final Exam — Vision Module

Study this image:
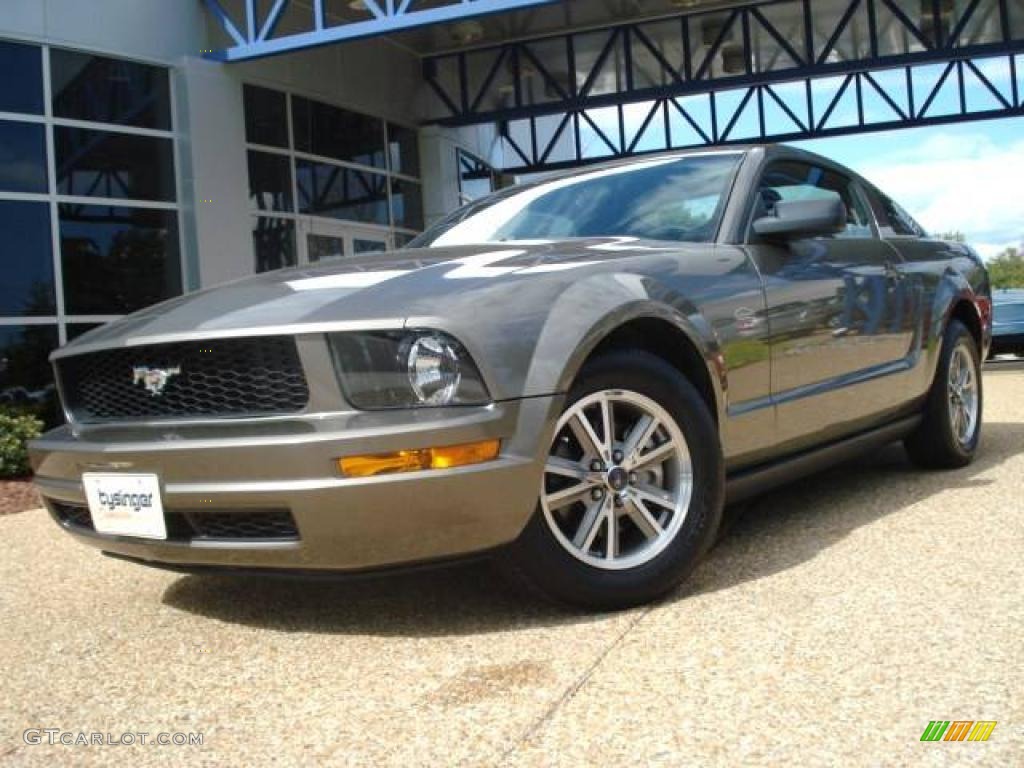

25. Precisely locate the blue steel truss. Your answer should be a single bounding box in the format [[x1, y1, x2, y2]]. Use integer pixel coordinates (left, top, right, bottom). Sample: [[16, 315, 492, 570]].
[[418, 0, 1024, 172], [201, 0, 560, 61], [495, 53, 1024, 172]]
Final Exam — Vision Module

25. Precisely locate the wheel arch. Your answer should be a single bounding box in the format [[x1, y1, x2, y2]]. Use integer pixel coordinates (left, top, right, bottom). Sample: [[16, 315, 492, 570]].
[[555, 308, 725, 427]]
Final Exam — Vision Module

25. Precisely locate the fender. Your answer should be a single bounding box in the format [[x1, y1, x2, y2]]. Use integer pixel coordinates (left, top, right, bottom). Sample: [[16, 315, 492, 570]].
[[522, 272, 726, 424]]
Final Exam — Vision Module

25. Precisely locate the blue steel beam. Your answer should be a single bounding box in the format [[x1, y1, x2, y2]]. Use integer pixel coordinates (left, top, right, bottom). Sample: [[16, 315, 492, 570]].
[[494, 51, 1024, 174], [201, 0, 562, 62], [424, 0, 1024, 126]]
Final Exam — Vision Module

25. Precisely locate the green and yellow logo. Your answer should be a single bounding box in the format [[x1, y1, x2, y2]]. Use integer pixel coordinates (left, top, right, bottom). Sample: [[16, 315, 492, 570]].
[[920, 721, 997, 742]]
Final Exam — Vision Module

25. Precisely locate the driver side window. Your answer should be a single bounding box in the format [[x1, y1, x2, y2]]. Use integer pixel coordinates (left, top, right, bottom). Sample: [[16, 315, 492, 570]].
[[753, 161, 874, 240]]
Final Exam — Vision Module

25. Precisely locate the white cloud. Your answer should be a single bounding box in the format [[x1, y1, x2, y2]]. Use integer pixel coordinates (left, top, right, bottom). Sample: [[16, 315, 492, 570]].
[[853, 131, 1024, 259]]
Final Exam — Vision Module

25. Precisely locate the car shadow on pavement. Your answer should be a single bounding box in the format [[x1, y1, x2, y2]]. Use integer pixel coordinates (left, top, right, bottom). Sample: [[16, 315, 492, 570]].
[[162, 421, 1022, 636]]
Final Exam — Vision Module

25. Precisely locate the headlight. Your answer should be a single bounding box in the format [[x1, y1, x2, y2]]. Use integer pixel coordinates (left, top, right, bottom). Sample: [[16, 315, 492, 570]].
[[328, 330, 490, 410]]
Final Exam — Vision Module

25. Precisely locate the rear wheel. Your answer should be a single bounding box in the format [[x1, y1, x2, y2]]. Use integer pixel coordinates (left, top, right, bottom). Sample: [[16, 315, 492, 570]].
[[904, 319, 982, 469], [501, 351, 724, 610]]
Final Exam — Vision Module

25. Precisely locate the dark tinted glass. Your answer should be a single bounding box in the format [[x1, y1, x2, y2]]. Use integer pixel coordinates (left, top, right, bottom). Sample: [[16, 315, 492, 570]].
[[0, 201, 55, 316], [66, 323, 104, 341], [394, 232, 417, 248], [51, 50, 171, 130], [0, 120, 47, 193], [253, 217, 296, 273], [59, 205, 182, 315], [296, 160, 389, 225], [292, 96, 385, 168], [244, 85, 288, 148], [55, 128, 176, 201], [0, 324, 59, 425], [307, 234, 345, 263], [248, 151, 293, 212], [390, 179, 424, 231], [0, 41, 43, 114], [387, 123, 419, 177], [354, 239, 388, 254]]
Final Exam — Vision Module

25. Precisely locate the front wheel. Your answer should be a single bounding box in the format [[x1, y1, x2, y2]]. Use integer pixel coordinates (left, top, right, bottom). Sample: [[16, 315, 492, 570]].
[[500, 351, 724, 610], [904, 319, 983, 469]]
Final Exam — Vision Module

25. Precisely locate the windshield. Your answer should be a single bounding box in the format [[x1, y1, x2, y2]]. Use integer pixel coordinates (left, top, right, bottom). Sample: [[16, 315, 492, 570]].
[[409, 153, 743, 248]]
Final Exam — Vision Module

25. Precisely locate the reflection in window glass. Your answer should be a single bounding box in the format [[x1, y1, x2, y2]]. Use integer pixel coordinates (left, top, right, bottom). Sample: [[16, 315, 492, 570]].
[[0, 41, 44, 115], [253, 217, 296, 273], [0, 201, 55, 316], [248, 151, 293, 212], [354, 239, 388, 255], [307, 234, 346, 263], [757, 161, 873, 239], [390, 179, 424, 231], [0, 324, 59, 425], [292, 96, 385, 169], [0, 121, 48, 194], [50, 50, 171, 130], [296, 160, 389, 225], [457, 149, 495, 204], [244, 85, 289, 148], [387, 123, 419, 177], [59, 205, 182, 315], [394, 232, 417, 249], [55, 127, 176, 201], [66, 323, 104, 342], [413, 154, 742, 247]]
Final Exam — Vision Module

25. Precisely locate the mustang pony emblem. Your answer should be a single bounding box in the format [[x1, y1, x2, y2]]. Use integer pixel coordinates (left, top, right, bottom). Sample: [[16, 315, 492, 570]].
[[132, 366, 181, 396]]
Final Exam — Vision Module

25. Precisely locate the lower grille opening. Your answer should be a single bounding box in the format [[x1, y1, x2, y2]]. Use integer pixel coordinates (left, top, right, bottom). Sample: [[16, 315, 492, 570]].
[[180, 510, 299, 541], [48, 501, 299, 542]]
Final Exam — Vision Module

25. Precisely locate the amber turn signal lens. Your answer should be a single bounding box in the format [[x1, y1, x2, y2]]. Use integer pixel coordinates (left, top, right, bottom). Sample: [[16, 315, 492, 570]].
[[338, 439, 500, 478]]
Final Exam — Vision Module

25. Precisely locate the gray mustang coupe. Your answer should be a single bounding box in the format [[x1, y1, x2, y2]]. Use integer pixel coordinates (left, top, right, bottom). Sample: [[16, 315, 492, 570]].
[[31, 145, 991, 609]]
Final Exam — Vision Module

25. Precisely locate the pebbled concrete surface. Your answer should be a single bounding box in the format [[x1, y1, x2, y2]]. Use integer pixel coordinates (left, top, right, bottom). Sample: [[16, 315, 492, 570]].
[[2, 362, 1022, 767]]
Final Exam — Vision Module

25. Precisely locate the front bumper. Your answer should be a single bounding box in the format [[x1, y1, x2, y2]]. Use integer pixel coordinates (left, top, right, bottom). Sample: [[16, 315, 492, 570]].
[[30, 396, 561, 572]]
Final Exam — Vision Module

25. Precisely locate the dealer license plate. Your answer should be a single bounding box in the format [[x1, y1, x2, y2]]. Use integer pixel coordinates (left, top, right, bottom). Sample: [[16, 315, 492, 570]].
[[82, 473, 167, 540]]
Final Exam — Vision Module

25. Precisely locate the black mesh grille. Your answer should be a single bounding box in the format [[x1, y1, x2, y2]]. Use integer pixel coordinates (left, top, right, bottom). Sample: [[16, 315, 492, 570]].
[[57, 337, 309, 422], [48, 500, 299, 542], [182, 510, 299, 540], [52, 501, 93, 530]]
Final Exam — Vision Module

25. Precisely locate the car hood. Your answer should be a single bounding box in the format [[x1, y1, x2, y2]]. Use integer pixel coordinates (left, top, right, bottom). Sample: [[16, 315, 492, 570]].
[[54, 238, 719, 358]]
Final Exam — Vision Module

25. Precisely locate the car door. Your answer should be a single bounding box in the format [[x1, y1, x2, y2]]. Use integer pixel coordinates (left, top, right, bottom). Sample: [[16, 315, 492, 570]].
[[745, 160, 916, 451]]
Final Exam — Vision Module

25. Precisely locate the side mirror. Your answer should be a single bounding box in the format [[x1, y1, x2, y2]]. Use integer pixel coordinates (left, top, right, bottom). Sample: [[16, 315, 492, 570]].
[[752, 197, 847, 240]]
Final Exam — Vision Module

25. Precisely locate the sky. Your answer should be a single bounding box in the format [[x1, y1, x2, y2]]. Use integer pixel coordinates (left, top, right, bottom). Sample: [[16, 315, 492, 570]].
[[794, 118, 1024, 260]]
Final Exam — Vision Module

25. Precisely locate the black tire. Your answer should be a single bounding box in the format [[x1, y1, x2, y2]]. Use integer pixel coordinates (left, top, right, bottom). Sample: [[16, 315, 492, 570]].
[[499, 350, 724, 611], [904, 319, 983, 469]]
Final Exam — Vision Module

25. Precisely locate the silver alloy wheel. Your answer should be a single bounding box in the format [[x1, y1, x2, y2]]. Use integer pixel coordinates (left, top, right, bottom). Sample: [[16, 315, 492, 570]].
[[948, 342, 979, 447], [540, 390, 693, 571]]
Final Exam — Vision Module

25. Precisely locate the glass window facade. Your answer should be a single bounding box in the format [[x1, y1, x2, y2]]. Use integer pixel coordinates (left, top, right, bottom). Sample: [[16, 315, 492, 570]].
[[0, 121, 48, 193], [0, 41, 43, 114], [0, 40, 180, 425], [0, 325, 60, 425], [50, 50, 172, 130], [248, 151, 293, 212], [0, 201, 55, 316], [244, 85, 288, 148], [59, 205, 182, 315], [55, 127, 176, 201], [296, 161, 390, 225], [292, 96, 386, 169], [243, 84, 422, 272], [253, 217, 296, 273]]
